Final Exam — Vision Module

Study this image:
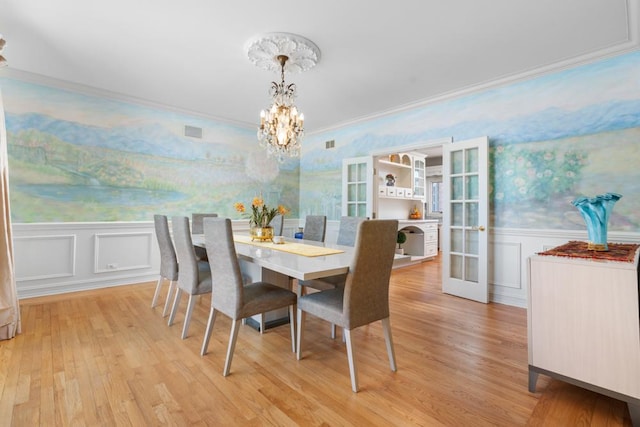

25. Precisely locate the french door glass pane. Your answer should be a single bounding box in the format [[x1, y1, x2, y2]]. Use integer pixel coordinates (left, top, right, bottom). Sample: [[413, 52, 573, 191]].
[[451, 150, 463, 174], [465, 257, 478, 283], [357, 204, 367, 217], [348, 183, 357, 201], [348, 204, 357, 216], [452, 202, 463, 226], [465, 230, 479, 255], [451, 254, 463, 279], [452, 177, 463, 200], [465, 202, 478, 226], [357, 183, 367, 200], [348, 164, 357, 182], [451, 229, 463, 253], [465, 147, 478, 173], [357, 163, 367, 181], [466, 175, 478, 199]]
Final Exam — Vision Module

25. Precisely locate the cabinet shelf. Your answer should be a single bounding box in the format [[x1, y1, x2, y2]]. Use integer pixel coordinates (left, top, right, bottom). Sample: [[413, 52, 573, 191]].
[[378, 159, 412, 169]]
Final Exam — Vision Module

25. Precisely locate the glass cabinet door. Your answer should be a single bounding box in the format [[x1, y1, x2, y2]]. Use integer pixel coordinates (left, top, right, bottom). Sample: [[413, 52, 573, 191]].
[[413, 157, 425, 198]]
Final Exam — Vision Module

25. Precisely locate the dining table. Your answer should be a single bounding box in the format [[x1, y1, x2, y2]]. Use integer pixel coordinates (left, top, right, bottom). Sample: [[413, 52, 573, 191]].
[[192, 233, 355, 331]]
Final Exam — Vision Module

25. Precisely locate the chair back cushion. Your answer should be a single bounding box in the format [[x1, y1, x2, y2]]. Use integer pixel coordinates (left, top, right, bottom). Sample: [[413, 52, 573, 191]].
[[304, 215, 327, 242], [191, 213, 218, 234], [344, 219, 398, 328], [204, 217, 244, 317], [171, 216, 201, 292], [336, 216, 366, 246], [154, 215, 178, 280]]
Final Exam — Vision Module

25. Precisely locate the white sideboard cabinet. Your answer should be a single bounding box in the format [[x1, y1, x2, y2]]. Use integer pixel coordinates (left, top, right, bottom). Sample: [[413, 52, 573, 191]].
[[528, 242, 640, 425]]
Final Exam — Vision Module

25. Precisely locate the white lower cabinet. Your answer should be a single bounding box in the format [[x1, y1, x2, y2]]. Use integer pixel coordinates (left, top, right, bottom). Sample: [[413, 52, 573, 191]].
[[398, 220, 439, 261], [528, 248, 640, 425]]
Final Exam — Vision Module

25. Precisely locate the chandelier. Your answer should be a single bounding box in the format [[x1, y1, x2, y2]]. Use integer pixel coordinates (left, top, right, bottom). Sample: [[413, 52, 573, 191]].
[[258, 55, 303, 159], [246, 33, 320, 161], [0, 35, 6, 67]]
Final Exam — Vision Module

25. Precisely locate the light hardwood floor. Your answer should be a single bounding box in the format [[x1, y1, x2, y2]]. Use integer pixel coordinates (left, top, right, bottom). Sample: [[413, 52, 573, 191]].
[[0, 255, 632, 426]]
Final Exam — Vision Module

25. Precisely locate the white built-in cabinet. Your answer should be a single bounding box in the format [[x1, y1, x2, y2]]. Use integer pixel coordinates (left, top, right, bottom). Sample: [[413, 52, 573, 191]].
[[376, 152, 427, 220]]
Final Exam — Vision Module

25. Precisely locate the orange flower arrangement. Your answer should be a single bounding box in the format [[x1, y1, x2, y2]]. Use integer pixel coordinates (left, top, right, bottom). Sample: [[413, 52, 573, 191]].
[[234, 196, 288, 228]]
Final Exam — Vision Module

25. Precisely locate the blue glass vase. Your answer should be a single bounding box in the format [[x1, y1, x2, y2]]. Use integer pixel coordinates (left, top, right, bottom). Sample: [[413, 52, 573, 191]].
[[571, 192, 622, 251]]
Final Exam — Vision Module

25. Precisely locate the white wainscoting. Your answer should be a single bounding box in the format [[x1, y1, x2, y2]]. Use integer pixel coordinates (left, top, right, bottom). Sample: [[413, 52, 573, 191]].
[[490, 228, 640, 308], [13, 222, 160, 299], [12, 219, 300, 299], [12, 221, 640, 305]]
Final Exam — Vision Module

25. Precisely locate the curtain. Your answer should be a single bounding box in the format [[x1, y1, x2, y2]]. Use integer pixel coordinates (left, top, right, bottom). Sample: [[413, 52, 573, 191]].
[[0, 88, 20, 340]]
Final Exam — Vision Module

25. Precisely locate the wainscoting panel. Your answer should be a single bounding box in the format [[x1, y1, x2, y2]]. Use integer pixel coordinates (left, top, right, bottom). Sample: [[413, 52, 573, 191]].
[[489, 241, 521, 289], [13, 234, 76, 281], [94, 232, 153, 273]]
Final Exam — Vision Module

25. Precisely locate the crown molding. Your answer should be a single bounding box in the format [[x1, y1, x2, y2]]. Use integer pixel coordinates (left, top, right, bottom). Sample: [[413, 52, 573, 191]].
[[309, 0, 640, 136]]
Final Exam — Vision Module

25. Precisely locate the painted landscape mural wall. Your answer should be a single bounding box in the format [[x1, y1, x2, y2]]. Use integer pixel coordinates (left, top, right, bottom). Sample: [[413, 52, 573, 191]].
[[1, 51, 639, 232], [299, 51, 640, 231], [0, 79, 300, 222]]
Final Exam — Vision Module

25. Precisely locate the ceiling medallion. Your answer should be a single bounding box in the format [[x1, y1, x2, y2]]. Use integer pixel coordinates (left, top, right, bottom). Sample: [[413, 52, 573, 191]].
[[246, 32, 321, 74], [246, 33, 320, 161]]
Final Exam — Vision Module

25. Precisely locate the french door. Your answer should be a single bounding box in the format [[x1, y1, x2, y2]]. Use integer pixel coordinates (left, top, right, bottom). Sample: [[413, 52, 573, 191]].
[[342, 157, 373, 218], [442, 137, 489, 303]]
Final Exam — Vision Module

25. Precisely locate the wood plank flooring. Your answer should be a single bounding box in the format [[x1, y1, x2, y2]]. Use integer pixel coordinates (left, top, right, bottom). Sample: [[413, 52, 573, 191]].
[[0, 255, 632, 426]]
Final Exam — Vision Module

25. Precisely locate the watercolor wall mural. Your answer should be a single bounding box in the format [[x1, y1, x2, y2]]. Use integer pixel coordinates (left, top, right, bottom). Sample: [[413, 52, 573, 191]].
[[1, 50, 639, 232], [299, 51, 640, 231], [0, 79, 300, 222]]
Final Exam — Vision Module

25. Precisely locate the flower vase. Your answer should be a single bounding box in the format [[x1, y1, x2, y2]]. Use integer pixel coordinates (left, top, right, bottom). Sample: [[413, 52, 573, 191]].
[[571, 192, 622, 251], [250, 226, 274, 242]]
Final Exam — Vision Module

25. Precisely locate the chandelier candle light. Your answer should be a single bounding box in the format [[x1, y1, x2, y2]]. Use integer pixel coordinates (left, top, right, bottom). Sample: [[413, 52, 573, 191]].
[[0, 35, 7, 67], [246, 33, 320, 161]]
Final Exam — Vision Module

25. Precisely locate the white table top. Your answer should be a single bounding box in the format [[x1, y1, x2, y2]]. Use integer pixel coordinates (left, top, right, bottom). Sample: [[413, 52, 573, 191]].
[[193, 235, 353, 281]]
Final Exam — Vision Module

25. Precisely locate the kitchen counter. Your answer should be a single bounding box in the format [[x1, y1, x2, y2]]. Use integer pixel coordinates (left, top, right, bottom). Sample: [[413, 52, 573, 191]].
[[398, 219, 439, 225]]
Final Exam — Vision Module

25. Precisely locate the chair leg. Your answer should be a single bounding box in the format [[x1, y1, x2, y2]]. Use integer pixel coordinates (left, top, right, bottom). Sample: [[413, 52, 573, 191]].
[[168, 288, 182, 326], [381, 317, 397, 372], [344, 329, 359, 393], [151, 276, 164, 308], [288, 305, 296, 353], [296, 308, 305, 360], [162, 281, 176, 317], [201, 308, 217, 356], [181, 294, 196, 339], [331, 324, 336, 339], [223, 319, 241, 377], [259, 313, 265, 334]]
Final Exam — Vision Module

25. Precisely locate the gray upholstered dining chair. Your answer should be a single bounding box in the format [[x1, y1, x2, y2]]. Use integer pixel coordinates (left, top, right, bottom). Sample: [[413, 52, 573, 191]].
[[192, 213, 218, 260], [200, 217, 297, 376], [269, 214, 284, 236], [302, 215, 326, 242], [297, 216, 365, 294], [168, 216, 212, 339], [151, 215, 179, 317], [296, 219, 399, 392], [298, 215, 367, 338]]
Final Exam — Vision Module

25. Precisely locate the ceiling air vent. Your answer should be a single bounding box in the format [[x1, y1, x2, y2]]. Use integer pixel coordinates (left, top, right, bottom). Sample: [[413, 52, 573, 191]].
[[184, 125, 203, 139]]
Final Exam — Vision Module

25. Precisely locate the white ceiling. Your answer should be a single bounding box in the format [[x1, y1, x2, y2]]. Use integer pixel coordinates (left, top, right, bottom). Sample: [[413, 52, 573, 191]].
[[0, 0, 638, 134]]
